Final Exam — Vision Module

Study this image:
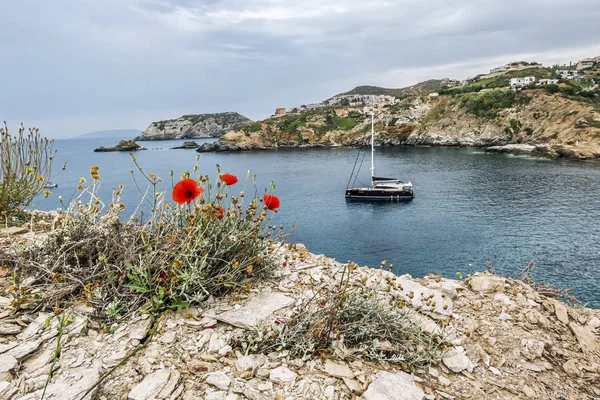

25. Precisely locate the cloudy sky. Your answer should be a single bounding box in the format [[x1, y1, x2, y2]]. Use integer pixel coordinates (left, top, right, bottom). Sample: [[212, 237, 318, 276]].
[[1, 0, 599, 138]]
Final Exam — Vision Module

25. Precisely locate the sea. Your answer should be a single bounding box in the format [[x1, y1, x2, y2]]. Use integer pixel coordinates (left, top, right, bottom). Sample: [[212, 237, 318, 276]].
[[36, 137, 600, 308]]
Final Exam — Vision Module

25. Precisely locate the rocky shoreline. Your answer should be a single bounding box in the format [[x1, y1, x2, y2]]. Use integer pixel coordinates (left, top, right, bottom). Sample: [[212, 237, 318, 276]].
[[1, 227, 599, 400], [196, 137, 600, 161]]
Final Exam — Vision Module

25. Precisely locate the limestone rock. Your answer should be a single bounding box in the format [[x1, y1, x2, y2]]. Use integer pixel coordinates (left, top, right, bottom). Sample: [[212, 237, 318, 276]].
[[563, 359, 579, 376], [269, 366, 297, 384], [323, 360, 354, 379], [206, 371, 231, 391], [209, 291, 294, 330], [235, 354, 268, 372], [469, 274, 504, 294], [521, 339, 545, 360], [442, 348, 474, 373], [128, 369, 181, 400], [554, 302, 569, 324], [0, 381, 17, 399], [0, 323, 21, 335], [342, 377, 363, 394], [360, 371, 424, 400], [0, 354, 18, 380], [569, 322, 599, 354], [394, 275, 453, 316]]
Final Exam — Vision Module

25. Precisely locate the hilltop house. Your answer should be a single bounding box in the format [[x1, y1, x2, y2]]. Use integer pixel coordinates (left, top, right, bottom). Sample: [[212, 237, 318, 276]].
[[577, 58, 595, 70], [556, 69, 583, 80], [489, 61, 542, 75], [538, 79, 559, 85], [274, 108, 287, 116], [510, 76, 536, 88]]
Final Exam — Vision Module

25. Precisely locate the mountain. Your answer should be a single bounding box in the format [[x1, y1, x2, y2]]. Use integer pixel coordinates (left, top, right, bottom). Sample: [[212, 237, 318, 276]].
[[334, 79, 455, 99], [136, 112, 253, 141], [75, 129, 141, 139]]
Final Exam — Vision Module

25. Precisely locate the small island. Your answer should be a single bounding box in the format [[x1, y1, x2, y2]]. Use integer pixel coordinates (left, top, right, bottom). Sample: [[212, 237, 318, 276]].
[[94, 140, 147, 152], [171, 141, 200, 149]]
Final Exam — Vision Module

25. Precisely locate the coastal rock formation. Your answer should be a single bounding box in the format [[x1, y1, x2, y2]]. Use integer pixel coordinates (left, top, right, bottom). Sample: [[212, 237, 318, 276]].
[[1, 230, 600, 399], [197, 91, 600, 160], [136, 112, 253, 141], [171, 141, 200, 150], [93, 139, 146, 152]]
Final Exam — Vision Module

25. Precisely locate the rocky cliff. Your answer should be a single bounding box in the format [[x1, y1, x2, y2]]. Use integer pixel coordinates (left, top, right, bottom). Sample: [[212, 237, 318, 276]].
[[1, 225, 599, 400], [136, 112, 253, 141], [198, 91, 600, 160]]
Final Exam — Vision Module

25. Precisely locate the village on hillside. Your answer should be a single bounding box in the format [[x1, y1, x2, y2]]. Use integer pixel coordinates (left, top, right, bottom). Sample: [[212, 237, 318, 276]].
[[271, 55, 600, 118]]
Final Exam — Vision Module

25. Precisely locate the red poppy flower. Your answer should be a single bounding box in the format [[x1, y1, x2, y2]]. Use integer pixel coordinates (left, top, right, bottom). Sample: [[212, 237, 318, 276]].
[[220, 173, 238, 185], [213, 208, 225, 220], [262, 194, 280, 213], [172, 179, 204, 204]]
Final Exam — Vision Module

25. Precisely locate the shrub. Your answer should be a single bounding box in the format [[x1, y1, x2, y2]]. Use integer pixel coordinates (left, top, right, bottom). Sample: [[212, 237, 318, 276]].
[[457, 90, 529, 119], [4, 161, 289, 320], [248, 268, 444, 368], [545, 84, 559, 94], [246, 122, 262, 132], [0, 123, 56, 214]]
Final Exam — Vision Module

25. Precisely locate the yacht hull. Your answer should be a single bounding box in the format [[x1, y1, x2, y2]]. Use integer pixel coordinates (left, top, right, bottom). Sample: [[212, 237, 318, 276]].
[[345, 188, 414, 200]]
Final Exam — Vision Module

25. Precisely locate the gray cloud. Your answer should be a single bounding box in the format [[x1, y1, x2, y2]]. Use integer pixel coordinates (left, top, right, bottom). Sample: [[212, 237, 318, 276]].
[[0, 0, 599, 137]]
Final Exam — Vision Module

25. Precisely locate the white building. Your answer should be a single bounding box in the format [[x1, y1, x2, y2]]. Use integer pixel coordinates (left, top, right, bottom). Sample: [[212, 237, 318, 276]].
[[538, 79, 559, 85], [510, 76, 536, 88], [577, 58, 595, 70]]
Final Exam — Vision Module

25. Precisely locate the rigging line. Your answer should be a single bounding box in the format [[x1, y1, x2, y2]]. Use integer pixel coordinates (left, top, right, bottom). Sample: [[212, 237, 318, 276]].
[[352, 151, 367, 188], [346, 147, 362, 189]]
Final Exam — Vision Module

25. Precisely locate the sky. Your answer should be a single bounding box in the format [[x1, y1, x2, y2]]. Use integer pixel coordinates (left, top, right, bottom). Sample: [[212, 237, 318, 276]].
[[1, 0, 599, 138]]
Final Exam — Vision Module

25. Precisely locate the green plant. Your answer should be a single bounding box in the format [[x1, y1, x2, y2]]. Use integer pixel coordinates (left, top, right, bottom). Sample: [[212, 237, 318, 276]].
[[250, 266, 444, 369], [247, 122, 262, 132], [5, 161, 290, 320], [0, 123, 57, 214]]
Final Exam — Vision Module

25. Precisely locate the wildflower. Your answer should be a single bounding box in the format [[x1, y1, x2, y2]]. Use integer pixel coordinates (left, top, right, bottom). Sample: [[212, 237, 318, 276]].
[[262, 194, 280, 213], [37, 175, 45, 182], [79, 177, 87, 183], [43, 190, 52, 198], [213, 208, 225, 220], [216, 193, 224, 200], [25, 168, 35, 174], [246, 264, 253, 274], [172, 179, 204, 204], [77, 184, 83, 191], [90, 165, 100, 180], [220, 173, 238, 185]]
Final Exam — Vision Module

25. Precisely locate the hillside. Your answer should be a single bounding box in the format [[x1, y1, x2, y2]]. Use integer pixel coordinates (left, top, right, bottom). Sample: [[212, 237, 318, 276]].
[[136, 112, 252, 141], [198, 87, 600, 159], [197, 56, 600, 159], [336, 79, 452, 98], [75, 129, 141, 139]]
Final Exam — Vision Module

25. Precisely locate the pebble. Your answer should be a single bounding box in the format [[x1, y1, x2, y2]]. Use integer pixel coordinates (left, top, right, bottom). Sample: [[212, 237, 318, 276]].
[[269, 366, 297, 384], [206, 371, 231, 391]]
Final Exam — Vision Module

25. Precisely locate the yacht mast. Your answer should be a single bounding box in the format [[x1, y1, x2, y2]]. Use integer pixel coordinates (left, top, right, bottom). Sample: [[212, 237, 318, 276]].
[[370, 111, 375, 184]]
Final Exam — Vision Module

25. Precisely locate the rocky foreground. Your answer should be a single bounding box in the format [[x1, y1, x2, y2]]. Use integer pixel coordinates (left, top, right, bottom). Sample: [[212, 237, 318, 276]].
[[0, 234, 599, 399]]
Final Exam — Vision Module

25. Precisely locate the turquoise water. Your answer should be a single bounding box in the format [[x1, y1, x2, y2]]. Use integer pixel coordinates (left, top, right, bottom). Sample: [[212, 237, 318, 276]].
[[38, 137, 600, 307]]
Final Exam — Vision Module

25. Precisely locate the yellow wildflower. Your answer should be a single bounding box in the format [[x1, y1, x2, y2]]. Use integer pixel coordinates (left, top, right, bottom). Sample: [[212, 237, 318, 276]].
[[246, 264, 253, 274], [25, 168, 35, 174], [77, 184, 83, 191], [37, 175, 45, 181], [79, 177, 87, 183], [43, 190, 52, 198]]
